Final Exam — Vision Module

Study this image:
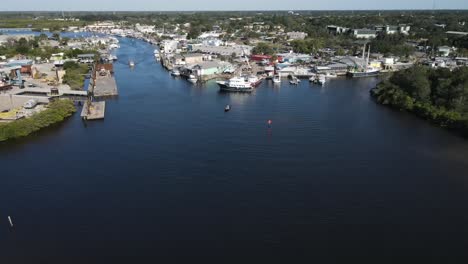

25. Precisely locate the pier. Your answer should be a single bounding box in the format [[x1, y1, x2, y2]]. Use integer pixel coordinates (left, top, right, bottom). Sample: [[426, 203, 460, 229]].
[[80, 100, 105, 120]]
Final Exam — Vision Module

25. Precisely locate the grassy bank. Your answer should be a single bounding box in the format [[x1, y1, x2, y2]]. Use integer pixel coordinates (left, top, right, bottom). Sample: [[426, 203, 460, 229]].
[[0, 99, 76, 142], [371, 66, 468, 136]]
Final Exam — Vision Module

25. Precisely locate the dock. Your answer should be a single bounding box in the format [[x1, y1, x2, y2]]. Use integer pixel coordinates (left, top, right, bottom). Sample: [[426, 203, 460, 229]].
[[89, 64, 118, 98], [81, 101, 105, 120]]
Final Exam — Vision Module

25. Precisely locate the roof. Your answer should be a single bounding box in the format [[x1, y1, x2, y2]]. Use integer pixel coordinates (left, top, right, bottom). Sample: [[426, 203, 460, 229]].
[[193, 61, 222, 69], [354, 29, 377, 35], [78, 54, 96, 58], [184, 53, 204, 58]]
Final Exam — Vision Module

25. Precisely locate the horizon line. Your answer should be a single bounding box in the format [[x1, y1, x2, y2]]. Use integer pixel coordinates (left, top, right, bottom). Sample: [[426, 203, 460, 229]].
[[1, 9, 468, 12]]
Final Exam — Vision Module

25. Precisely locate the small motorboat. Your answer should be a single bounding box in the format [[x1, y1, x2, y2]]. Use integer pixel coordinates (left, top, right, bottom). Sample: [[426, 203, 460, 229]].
[[171, 69, 181, 76], [225, 105, 231, 112], [129, 60, 135, 67], [273, 74, 281, 84], [188, 74, 198, 84]]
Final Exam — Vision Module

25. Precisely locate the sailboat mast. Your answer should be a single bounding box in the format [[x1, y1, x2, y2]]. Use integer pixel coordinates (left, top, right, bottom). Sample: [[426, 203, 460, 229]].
[[366, 45, 371, 71]]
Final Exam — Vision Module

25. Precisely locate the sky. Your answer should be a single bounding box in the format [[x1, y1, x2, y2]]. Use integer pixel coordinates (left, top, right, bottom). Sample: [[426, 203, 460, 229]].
[[0, 0, 467, 11]]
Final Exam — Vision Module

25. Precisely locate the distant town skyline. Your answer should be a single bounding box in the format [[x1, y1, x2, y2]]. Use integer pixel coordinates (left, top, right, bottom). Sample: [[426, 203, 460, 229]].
[[0, 0, 467, 11]]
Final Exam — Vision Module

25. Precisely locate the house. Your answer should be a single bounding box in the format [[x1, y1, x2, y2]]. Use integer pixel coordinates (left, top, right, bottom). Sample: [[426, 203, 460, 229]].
[[189, 44, 252, 57], [353, 29, 377, 39], [375, 25, 411, 35], [77, 54, 95, 63], [438, 46, 453, 57], [327, 25, 350, 35], [286, 31, 308, 40]]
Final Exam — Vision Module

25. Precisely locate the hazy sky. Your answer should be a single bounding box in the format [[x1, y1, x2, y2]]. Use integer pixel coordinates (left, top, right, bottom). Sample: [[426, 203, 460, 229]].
[[0, 0, 467, 11]]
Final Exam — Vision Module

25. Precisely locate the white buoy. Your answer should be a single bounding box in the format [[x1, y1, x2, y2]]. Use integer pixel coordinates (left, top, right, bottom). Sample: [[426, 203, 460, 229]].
[[8, 216, 13, 227]]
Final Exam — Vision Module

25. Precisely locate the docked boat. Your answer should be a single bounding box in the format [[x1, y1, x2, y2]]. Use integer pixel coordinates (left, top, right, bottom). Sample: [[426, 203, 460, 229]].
[[171, 69, 181, 76], [324, 72, 337, 78], [289, 76, 300, 85], [217, 76, 254, 93], [309, 74, 326, 85], [347, 44, 380, 78], [247, 75, 263, 87], [348, 67, 380, 78], [154, 49, 161, 61], [273, 74, 281, 83], [188, 75, 198, 84]]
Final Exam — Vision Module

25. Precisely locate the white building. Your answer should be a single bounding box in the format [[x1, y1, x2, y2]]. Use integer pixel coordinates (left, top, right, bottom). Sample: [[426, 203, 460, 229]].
[[286, 31, 308, 40], [438, 46, 454, 57], [353, 29, 377, 39], [161, 40, 180, 54], [189, 44, 252, 57], [135, 24, 156, 34]]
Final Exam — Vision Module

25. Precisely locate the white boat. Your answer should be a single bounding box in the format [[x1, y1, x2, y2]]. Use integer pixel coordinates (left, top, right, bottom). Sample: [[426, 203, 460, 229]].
[[188, 75, 198, 84], [129, 60, 135, 67], [273, 75, 281, 83], [324, 72, 337, 78], [310, 74, 326, 85], [171, 69, 181, 76], [23, 99, 38, 109], [217, 76, 253, 93], [347, 44, 381, 78], [246, 75, 262, 87], [289, 76, 300, 85]]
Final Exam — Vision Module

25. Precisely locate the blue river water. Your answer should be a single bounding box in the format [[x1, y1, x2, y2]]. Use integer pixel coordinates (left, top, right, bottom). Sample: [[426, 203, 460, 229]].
[[1, 36, 468, 263]]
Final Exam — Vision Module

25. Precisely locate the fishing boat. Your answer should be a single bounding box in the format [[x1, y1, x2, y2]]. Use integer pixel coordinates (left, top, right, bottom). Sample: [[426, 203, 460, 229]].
[[217, 76, 253, 93], [347, 44, 380, 78]]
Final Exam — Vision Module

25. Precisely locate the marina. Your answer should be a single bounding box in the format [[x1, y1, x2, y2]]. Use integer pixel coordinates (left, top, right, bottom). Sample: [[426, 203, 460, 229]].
[[1, 6, 468, 262]]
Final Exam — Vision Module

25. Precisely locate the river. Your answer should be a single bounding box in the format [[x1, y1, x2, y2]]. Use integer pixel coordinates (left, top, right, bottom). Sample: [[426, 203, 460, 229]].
[[1, 37, 468, 263]]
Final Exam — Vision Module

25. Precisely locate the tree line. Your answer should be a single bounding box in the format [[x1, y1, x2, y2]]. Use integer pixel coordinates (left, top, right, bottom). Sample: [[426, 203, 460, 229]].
[[371, 66, 468, 135]]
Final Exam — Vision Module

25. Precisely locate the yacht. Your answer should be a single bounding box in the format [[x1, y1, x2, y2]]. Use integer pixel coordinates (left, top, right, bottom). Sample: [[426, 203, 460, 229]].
[[217, 76, 253, 93]]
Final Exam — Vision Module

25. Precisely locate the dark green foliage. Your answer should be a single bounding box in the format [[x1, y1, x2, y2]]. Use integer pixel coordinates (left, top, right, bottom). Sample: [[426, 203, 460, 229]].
[[62, 61, 89, 90], [370, 33, 414, 57], [0, 99, 76, 142], [252, 42, 276, 55], [371, 66, 468, 135], [290, 38, 325, 54]]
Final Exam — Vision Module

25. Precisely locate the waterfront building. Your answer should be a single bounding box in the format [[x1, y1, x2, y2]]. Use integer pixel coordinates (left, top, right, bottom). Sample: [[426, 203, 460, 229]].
[[353, 29, 377, 39], [286, 31, 308, 40]]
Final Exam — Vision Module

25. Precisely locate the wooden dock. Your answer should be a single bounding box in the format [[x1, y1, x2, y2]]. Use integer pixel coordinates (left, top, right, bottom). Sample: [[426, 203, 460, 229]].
[[81, 101, 105, 120]]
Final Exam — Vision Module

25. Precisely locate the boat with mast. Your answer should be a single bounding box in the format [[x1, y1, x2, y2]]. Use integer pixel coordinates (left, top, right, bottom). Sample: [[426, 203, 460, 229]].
[[347, 44, 380, 78]]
